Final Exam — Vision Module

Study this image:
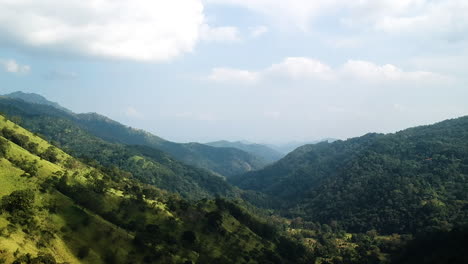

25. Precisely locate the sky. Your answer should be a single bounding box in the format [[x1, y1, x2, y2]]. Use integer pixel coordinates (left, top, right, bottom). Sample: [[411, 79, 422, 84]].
[[0, 0, 467, 144]]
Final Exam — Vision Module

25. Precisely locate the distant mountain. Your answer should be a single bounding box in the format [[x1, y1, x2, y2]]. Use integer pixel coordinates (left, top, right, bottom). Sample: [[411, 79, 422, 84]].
[[3, 91, 71, 113], [231, 116, 468, 234], [1, 92, 266, 177], [267, 139, 337, 154], [206, 140, 284, 163], [75, 112, 266, 177]]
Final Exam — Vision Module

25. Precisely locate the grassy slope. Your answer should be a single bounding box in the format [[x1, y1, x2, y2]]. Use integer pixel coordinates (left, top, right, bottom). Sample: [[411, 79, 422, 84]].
[[0, 117, 134, 263], [0, 116, 307, 264]]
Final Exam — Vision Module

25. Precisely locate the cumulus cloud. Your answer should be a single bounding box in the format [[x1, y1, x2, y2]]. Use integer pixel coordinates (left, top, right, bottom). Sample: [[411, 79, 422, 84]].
[[206, 57, 446, 84], [0, 0, 205, 61], [0, 59, 30, 74], [205, 0, 468, 38], [265, 57, 334, 80], [372, 0, 468, 39], [340, 60, 441, 82], [207, 68, 260, 83]]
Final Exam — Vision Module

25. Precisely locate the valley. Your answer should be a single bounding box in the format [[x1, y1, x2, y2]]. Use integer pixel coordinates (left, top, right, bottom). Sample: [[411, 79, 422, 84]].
[[0, 93, 467, 264]]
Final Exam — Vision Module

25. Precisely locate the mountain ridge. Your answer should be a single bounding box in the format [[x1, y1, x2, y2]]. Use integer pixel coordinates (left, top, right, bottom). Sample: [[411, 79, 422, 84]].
[[1, 92, 266, 177]]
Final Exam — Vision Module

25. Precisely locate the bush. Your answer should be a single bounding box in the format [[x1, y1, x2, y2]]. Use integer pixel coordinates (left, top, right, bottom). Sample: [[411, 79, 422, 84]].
[[1, 190, 35, 213], [26, 142, 39, 155], [9, 158, 39, 177], [0, 137, 8, 158], [40, 146, 59, 163], [1, 128, 29, 148]]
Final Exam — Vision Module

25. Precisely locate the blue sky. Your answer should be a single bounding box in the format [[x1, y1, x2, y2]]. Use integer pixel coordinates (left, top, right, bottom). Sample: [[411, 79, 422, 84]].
[[0, 0, 467, 143]]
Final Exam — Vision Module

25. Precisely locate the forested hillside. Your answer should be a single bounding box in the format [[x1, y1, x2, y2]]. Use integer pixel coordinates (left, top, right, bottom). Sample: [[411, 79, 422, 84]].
[[2, 93, 467, 263], [0, 114, 313, 264], [232, 116, 468, 234], [2, 92, 266, 177], [0, 96, 237, 200]]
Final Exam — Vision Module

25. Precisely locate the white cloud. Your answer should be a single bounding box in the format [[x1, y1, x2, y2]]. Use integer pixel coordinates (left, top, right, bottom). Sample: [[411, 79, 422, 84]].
[[206, 57, 446, 84], [340, 60, 440, 82], [0, 59, 30, 74], [205, 0, 468, 38], [125, 107, 144, 119], [200, 25, 241, 42], [0, 0, 205, 61], [265, 57, 334, 80], [372, 0, 468, 38], [207, 68, 260, 83], [249, 26, 269, 38]]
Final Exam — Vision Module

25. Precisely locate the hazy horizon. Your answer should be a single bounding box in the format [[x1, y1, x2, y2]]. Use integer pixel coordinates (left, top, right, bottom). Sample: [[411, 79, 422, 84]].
[[1, 0, 467, 143]]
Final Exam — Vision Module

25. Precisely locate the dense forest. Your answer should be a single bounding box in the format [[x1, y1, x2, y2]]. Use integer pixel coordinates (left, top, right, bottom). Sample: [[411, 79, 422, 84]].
[[1, 92, 467, 263], [232, 116, 468, 234]]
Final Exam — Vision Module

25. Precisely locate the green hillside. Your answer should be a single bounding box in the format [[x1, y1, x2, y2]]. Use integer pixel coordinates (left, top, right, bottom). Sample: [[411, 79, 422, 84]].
[[2, 92, 266, 177], [0, 97, 240, 200], [231, 116, 468, 234], [0, 115, 313, 264], [206, 140, 284, 164]]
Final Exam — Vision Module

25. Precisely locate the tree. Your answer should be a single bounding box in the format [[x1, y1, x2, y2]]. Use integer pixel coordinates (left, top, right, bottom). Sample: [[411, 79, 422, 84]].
[[1, 190, 35, 213], [40, 146, 59, 163], [0, 137, 8, 158]]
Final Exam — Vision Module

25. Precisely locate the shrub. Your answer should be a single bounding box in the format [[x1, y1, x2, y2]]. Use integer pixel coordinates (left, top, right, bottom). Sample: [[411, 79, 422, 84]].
[[40, 146, 59, 163], [0, 137, 8, 158], [1, 128, 29, 148], [1, 190, 35, 213]]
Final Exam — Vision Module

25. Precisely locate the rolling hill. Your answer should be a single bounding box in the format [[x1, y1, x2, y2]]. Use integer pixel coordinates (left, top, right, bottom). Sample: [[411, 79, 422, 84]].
[[2, 92, 266, 177], [231, 116, 468, 234]]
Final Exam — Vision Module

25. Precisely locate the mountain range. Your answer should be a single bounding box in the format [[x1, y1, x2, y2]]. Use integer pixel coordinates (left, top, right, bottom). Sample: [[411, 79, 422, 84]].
[[2, 92, 266, 178], [0, 91, 467, 263]]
